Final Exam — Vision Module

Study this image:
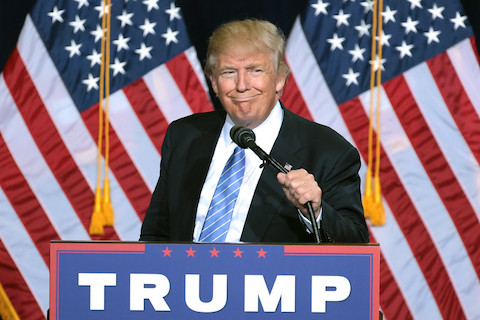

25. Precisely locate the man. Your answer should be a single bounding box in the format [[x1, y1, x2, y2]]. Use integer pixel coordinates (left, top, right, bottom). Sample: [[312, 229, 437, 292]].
[[140, 19, 369, 243]]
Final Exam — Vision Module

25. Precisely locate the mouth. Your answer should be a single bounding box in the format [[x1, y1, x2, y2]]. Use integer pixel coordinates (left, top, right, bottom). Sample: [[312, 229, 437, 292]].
[[230, 95, 258, 103]]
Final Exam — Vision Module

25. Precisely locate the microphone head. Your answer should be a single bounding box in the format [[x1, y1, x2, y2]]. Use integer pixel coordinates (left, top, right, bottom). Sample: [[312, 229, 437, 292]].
[[230, 125, 256, 149]]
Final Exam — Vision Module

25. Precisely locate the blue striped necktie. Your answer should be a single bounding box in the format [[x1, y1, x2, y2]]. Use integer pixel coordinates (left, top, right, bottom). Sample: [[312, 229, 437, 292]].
[[199, 146, 245, 242]]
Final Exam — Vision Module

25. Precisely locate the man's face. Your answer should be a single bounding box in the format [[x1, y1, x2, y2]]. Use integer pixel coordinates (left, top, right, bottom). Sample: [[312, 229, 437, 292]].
[[209, 45, 287, 129]]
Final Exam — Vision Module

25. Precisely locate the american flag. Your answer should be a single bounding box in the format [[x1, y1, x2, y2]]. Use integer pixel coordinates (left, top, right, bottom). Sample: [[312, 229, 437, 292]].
[[283, 0, 480, 319], [0, 0, 479, 319], [0, 0, 212, 319]]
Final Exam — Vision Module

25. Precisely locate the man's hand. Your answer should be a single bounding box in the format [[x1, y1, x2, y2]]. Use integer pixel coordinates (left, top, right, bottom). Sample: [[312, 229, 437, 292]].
[[277, 169, 322, 218]]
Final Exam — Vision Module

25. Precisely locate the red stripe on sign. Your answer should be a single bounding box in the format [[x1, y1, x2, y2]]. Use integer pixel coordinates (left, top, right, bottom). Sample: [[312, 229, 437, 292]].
[[427, 51, 480, 165], [3, 48, 118, 241], [339, 96, 466, 320], [123, 78, 168, 155], [384, 75, 480, 279], [166, 52, 214, 113], [369, 232, 414, 320], [0, 133, 59, 266], [82, 106, 151, 222], [0, 238, 45, 320], [281, 71, 314, 121]]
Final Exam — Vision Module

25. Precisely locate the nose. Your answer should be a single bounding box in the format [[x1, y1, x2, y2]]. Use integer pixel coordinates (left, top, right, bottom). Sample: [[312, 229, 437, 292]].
[[235, 70, 250, 92]]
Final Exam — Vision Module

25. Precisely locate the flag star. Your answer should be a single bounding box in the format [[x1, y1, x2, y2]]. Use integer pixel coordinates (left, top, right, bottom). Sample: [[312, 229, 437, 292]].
[[113, 34, 130, 51], [396, 41, 414, 58], [424, 26, 441, 44], [342, 68, 360, 86], [333, 9, 351, 27], [69, 15, 86, 33], [74, 0, 89, 9], [355, 20, 371, 37], [327, 33, 345, 51], [401, 17, 419, 34], [94, 2, 110, 18], [376, 31, 392, 47], [407, 0, 422, 9], [82, 73, 99, 91], [162, 27, 179, 45], [382, 6, 397, 23], [86, 49, 102, 67], [369, 55, 387, 71], [450, 12, 467, 30], [135, 43, 153, 61], [90, 24, 105, 43], [110, 58, 127, 76], [348, 44, 366, 62], [143, 0, 159, 12], [360, 0, 374, 12], [65, 40, 82, 58], [47, 6, 65, 23], [165, 2, 181, 21], [139, 18, 157, 37], [117, 9, 134, 27], [311, 0, 329, 16], [428, 4, 445, 20]]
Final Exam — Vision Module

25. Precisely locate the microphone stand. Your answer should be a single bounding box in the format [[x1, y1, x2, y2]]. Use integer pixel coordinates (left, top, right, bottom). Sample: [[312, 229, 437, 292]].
[[247, 143, 323, 244]]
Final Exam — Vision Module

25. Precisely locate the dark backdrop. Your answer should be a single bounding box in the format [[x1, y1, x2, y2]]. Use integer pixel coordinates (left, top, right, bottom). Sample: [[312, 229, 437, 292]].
[[1, 0, 478, 74]]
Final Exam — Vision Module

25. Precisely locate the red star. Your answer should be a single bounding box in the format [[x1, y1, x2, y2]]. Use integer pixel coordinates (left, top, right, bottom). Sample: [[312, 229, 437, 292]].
[[162, 247, 172, 257], [233, 248, 243, 258], [257, 248, 267, 258], [186, 247, 196, 257], [210, 247, 220, 257]]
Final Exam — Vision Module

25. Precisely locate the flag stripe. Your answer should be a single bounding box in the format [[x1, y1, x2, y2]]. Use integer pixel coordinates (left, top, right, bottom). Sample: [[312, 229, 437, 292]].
[[0, 237, 45, 320], [428, 52, 480, 166], [0, 187, 49, 318], [143, 65, 196, 122], [368, 232, 414, 320], [2, 48, 119, 241], [123, 78, 168, 155], [447, 39, 480, 123], [0, 133, 59, 265], [0, 79, 91, 242], [166, 52, 214, 114], [81, 106, 151, 221], [281, 73, 314, 121], [338, 97, 466, 319], [470, 37, 480, 66], [383, 76, 480, 279], [104, 89, 160, 191]]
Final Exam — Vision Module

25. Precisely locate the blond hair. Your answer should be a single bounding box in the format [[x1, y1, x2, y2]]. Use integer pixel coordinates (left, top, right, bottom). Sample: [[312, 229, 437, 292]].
[[204, 19, 290, 79]]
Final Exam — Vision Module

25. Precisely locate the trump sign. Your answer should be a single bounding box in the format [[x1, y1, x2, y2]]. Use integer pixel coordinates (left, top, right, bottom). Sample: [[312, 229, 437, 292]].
[[50, 242, 379, 319]]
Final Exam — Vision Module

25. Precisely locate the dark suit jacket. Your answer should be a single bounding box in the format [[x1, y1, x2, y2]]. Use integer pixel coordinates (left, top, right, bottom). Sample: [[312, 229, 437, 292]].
[[140, 105, 369, 243]]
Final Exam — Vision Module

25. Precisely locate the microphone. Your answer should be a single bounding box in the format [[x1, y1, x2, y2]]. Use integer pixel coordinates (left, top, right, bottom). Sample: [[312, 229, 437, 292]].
[[230, 125, 323, 243]]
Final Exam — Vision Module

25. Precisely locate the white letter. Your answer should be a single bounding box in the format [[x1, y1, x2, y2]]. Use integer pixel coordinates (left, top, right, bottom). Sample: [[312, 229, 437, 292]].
[[185, 274, 227, 312], [244, 275, 295, 312], [311, 276, 351, 313], [130, 274, 171, 311], [78, 273, 116, 310]]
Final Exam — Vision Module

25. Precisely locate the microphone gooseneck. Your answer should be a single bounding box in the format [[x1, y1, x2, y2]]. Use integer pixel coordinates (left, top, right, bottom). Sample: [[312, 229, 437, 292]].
[[229, 125, 323, 243]]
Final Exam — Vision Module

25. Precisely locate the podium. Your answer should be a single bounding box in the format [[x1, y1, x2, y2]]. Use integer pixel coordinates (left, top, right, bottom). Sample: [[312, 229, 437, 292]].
[[50, 241, 379, 319]]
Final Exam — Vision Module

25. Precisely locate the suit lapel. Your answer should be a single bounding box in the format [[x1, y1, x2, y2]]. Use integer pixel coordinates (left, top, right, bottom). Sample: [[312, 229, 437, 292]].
[[241, 107, 304, 242], [177, 113, 225, 239]]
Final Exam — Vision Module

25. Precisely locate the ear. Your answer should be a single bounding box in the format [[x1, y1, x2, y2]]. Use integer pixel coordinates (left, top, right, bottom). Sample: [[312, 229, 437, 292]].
[[210, 75, 218, 94], [275, 73, 287, 94]]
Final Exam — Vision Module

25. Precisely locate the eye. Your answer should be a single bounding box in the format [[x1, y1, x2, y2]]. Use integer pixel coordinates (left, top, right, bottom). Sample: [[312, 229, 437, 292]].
[[221, 70, 236, 78]]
